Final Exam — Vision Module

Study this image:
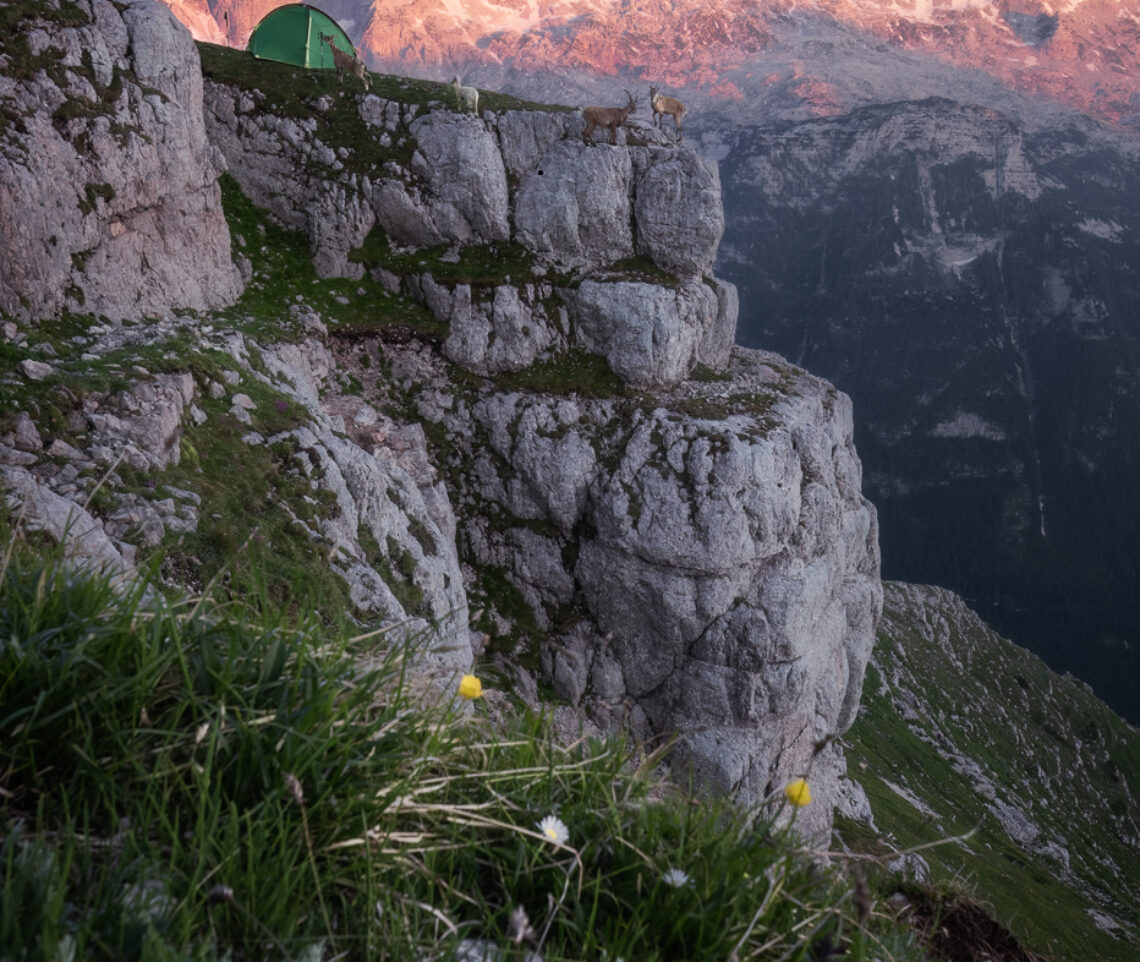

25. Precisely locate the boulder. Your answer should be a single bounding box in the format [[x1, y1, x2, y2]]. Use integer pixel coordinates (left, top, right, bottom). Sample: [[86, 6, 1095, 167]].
[[86, 373, 194, 471], [632, 146, 725, 279], [564, 279, 732, 390], [442, 283, 561, 375], [408, 113, 511, 244], [513, 143, 634, 272]]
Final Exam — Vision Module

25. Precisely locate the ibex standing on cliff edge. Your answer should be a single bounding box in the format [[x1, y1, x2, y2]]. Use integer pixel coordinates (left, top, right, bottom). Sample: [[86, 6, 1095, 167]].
[[451, 77, 479, 116], [649, 86, 686, 141], [323, 36, 370, 91], [581, 90, 637, 145]]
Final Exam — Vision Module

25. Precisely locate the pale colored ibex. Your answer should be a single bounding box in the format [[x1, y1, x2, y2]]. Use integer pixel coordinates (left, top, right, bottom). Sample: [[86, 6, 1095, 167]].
[[581, 90, 636, 145], [451, 76, 479, 116], [324, 36, 370, 91], [649, 86, 686, 140]]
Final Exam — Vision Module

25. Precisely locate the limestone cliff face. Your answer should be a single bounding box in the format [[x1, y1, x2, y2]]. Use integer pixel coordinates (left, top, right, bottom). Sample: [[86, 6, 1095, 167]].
[[1, 16, 881, 834], [0, 0, 242, 321], [198, 67, 881, 829], [439, 353, 881, 835]]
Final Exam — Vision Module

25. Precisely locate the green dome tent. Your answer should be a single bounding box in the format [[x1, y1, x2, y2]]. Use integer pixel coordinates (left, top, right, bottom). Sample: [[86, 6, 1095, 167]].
[[246, 4, 357, 70]]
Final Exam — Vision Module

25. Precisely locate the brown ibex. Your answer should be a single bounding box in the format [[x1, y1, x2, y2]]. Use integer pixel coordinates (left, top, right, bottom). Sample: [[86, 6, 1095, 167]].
[[581, 90, 637, 145], [324, 36, 371, 91], [649, 86, 686, 141]]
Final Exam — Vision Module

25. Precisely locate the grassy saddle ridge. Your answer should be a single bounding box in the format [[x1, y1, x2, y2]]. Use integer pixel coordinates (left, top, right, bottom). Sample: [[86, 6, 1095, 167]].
[[196, 40, 575, 120], [0, 554, 938, 962]]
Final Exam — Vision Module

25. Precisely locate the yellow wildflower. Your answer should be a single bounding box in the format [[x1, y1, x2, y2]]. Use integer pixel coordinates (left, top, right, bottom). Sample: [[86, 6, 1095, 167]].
[[458, 674, 483, 699], [785, 778, 812, 807]]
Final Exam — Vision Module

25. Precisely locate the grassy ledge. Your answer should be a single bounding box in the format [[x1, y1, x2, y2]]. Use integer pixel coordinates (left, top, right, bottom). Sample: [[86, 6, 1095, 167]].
[[196, 42, 573, 120]]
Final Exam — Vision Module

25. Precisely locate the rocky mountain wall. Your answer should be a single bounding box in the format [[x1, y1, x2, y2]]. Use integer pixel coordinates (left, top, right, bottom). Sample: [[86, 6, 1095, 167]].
[[330, 328, 881, 837], [0, 0, 242, 321], [195, 67, 882, 829], [1, 13, 882, 835], [717, 96, 1140, 721]]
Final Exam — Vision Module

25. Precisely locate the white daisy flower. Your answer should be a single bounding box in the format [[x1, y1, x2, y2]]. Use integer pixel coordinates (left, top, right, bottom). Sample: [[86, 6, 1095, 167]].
[[536, 814, 569, 846], [661, 867, 691, 888]]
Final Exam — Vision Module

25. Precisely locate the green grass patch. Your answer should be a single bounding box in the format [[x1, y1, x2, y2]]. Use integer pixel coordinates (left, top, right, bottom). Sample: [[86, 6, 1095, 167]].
[[470, 562, 541, 658], [77, 181, 115, 216], [0, 562, 932, 962], [601, 255, 682, 289], [216, 174, 443, 342], [495, 350, 631, 399], [689, 363, 733, 383], [840, 584, 1140, 962], [144, 381, 351, 620], [197, 41, 571, 119], [350, 226, 544, 290]]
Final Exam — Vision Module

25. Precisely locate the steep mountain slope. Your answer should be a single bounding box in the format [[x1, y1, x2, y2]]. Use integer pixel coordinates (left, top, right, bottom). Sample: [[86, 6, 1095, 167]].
[[841, 581, 1140, 962], [0, 7, 883, 840], [4, 12, 1138, 960], [716, 98, 1140, 721]]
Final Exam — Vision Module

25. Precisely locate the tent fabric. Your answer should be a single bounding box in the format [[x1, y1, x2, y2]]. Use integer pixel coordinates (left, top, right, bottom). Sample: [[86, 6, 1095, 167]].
[[246, 4, 355, 69]]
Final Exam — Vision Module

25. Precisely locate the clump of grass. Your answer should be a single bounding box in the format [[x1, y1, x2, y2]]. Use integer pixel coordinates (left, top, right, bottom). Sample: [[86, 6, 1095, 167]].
[[350, 227, 543, 290], [0, 561, 929, 962], [602, 255, 682, 289], [216, 174, 443, 343], [495, 350, 631, 399]]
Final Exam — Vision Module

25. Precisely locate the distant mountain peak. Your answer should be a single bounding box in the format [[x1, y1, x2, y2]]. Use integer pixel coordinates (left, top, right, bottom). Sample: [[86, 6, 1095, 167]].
[[165, 0, 1139, 127]]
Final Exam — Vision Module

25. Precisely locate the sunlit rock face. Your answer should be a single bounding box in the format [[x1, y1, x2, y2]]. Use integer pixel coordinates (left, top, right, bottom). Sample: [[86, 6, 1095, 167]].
[[163, 0, 1140, 127]]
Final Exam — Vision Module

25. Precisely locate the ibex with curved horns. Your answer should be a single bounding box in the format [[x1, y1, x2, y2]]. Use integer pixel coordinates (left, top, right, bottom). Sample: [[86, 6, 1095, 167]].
[[581, 90, 637, 145]]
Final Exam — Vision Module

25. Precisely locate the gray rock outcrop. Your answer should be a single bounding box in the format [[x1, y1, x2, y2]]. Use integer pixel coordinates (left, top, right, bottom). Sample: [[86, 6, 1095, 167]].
[[435, 280, 564, 376], [0, 315, 474, 683], [564, 279, 734, 389], [201, 89, 731, 388], [0, 464, 138, 582], [0, 0, 242, 321], [87, 373, 194, 471], [361, 336, 881, 838], [200, 76, 880, 830], [1, 48, 883, 837], [259, 340, 473, 676]]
